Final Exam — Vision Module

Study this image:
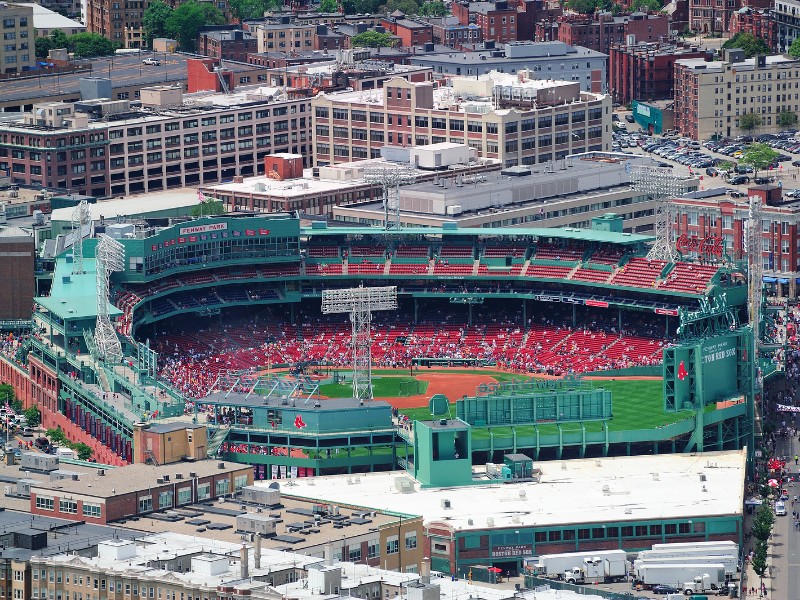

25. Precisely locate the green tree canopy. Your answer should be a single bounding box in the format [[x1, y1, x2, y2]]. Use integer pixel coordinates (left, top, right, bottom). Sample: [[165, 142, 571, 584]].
[[165, 0, 225, 52], [351, 31, 394, 47], [739, 112, 762, 133], [229, 0, 281, 20], [778, 110, 799, 127], [790, 37, 800, 58], [190, 199, 226, 217], [721, 32, 770, 58], [45, 426, 68, 445], [629, 0, 661, 11], [739, 142, 777, 175], [565, 0, 597, 13], [74, 442, 94, 461], [143, 0, 172, 48], [23, 406, 41, 428], [381, 0, 420, 13], [319, 0, 339, 12], [342, 0, 381, 14], [417, 1, 448, 15], [35, 29, 116, 59]]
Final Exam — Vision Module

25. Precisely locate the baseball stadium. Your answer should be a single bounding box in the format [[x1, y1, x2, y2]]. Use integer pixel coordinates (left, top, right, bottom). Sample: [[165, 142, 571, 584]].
[[0, 209, 766, 483]]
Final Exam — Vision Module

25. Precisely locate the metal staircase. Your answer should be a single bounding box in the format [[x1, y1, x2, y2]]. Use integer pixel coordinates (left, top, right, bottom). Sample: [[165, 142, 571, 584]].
[[207, 426, 230, 457]]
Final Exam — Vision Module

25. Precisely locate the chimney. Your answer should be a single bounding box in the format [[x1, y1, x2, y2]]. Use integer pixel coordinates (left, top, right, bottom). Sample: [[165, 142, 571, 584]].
[[240, 544, 249, 579], [325, 542, 334, 566], [255, 533, 262, 569], [421, 557, 431, 584]]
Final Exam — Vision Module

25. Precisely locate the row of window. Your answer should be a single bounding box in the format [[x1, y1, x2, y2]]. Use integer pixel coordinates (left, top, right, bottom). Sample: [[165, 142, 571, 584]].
[[35, 496, 101, 517]]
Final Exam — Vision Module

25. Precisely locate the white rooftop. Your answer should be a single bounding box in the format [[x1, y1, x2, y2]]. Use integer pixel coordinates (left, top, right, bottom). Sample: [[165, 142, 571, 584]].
[[676, 54, 799, 72], [50, 189, 199, 223], [16, 3, 86, 31], [270, 450, 746, 531], [203, 169, 372, 198]]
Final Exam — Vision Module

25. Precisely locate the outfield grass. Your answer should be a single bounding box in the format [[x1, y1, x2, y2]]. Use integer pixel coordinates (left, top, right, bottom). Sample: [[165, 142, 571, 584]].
[[319, 376, 429, 398], [398, 377, 695, 433]]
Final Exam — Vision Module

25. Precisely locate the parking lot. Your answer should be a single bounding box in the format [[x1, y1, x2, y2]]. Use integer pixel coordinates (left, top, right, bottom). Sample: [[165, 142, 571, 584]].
[[611, 116, 800, 199]]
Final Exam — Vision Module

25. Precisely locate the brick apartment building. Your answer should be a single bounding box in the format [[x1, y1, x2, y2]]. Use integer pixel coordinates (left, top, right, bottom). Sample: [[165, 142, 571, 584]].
[[428, 16, 483, 49], [688, 0, 769, 34], [608, 41, 710, 105], [673, 50, 800, 141], [381, 13, 434, 48], [198, 30, 257, 62], [774, 0, 800, 52], [537, 12, 670, 56], [510, 0, 562, 41], [311, 73, 611, 167], [672, 186, 800, 296], [452, 0, 518, 43], [728, 7, 777, 53], [0, 82, 313, 197], [30, 461, 253, 525]]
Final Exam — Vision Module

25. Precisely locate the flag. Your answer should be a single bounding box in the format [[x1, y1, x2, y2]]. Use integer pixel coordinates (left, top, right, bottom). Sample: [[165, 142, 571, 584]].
[[198, 190, 206, 204]]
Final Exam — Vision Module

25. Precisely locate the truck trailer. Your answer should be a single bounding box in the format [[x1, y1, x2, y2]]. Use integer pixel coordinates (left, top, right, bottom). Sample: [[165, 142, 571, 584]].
[[534, 550, 628, 579], [634, 563, 725, 589], [563, 555, 627, 584], [634, 554, 738, 577]]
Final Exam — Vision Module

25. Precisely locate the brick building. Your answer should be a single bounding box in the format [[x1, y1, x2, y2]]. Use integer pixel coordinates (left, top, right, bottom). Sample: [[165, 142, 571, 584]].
[[427, 16, 483, 48], [0, 82, 313, 197], [29, 461, 253, 524], [510, 0, 562, 41], [728, 7, 777, 53], [775, 0, 800, 52], [381, 13, 434, 48], [672, 186, 799, 296], [537, 12, 670, 56], [0, 226, 34, 320], [198, 30, 257, 62], [311, 73, 611, 167], [608, 41, 710, 105], [452, 0, 518, 43], [673, 51, 800, 141]]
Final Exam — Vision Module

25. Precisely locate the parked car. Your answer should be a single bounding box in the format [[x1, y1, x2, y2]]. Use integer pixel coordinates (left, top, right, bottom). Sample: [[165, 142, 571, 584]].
[[652, 585, 680, 594], [624, 114, 635, 123], [727, 175, 750, 185], [706, 167, 720, 176], [142, 57, 161, 66], [754, 176, 775, 184]]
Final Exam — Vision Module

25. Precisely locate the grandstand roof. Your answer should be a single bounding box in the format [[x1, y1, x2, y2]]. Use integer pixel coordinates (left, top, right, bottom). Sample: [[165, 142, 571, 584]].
[[50, 189, 201, 225], [274, 450, 746, 530], [37, 257, 122, 320], [302, 225, 655, 245]]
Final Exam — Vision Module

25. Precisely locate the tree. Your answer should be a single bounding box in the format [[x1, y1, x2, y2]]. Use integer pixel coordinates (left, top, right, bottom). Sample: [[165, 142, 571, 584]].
[[319, 0, 339, 12], [778, 110, 799, 128], [190, 199, 225, 217], [229, 0, 281, 20], [45, 426, 68, 446], [74, 442, 94, 461], [721, 32, 770, 58], [342, 0, 381, 13], [69, 33, 119, 58], [143, 0, 173, 48], [0, 384, 14, 407], [165, 0, 225, 52], [629, 0, 661, 11], [23, 406, 40, 428], [739, 112, 762, 134], [381, 0, 420, 14], [791, 37, 800, 58], [565, 0, 597, 13], [351, 31, 394, 47], [751, 539, 768, 581], [417, 0, 448, 16], [740, 142, 778, 176]]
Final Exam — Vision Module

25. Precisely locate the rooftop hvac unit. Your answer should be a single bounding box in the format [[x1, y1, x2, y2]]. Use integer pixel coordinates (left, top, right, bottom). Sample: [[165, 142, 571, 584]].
[[446, 205, 462, 216]]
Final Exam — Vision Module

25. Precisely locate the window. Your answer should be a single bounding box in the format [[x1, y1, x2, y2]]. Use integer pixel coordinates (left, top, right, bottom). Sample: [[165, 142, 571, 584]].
[[138, 496, 153, 514], [349, 547, 362, 562], [216, 479, 230, 496], [158, 491, 173, 509], [59, 499, 78, 514], [83, 504, 101, 518], [367, 540, 379, 558], [177, 486, 192, 504], [197, 483, 211, 500], [405, 532, 417, 549], [386, 536, 399, 554], [35, 496, 54, 511]]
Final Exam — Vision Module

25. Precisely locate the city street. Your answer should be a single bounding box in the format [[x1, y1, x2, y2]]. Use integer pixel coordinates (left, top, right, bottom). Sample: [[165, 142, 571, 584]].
[[771, 432, 800, 599]]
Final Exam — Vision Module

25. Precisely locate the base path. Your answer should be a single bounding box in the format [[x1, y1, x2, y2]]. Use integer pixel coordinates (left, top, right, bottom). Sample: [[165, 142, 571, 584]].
[[376, 372, 498, 409]]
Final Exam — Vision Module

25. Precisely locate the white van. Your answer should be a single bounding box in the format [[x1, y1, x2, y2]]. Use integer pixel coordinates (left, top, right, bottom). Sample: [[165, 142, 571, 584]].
[[775, 501, 787, 516]]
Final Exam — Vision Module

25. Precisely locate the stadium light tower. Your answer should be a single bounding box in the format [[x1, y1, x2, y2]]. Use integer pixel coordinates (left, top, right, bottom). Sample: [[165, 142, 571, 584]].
[[70, 200, 92, 275], [747, 195, 763, 360], [629, 165, 684, 261], [95, 234, 126, 364], [362, 164, 416, 230], [321, 286, 398, 401]]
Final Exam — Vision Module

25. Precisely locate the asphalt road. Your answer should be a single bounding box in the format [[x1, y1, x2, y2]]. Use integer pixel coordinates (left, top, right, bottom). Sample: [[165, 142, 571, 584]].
[[774, 433, 800, 600]]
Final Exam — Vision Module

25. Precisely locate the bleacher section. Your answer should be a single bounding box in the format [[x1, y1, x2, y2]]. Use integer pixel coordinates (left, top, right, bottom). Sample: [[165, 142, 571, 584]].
[[658, 263, 718, 293], [533, 243, 584, 262], [527, 264, 574, 279], [570, 268, 612, 283], [609, 258, 667, 289]]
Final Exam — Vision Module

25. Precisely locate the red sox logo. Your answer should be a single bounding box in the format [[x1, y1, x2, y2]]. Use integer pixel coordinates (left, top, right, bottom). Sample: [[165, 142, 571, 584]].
[[677, 361, 688, 381], [294, 415, 307, 429]]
